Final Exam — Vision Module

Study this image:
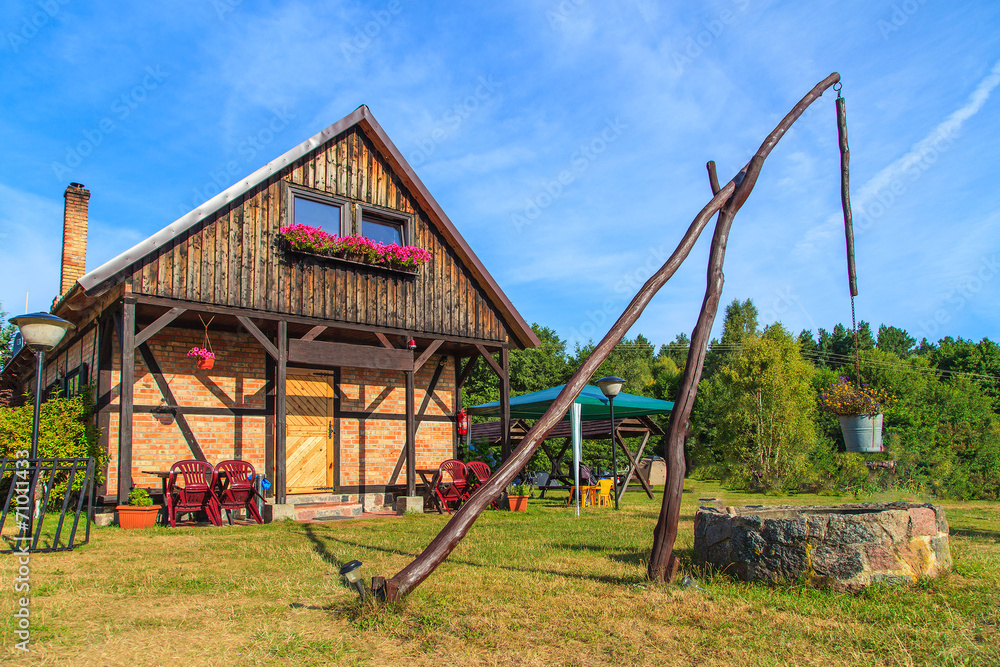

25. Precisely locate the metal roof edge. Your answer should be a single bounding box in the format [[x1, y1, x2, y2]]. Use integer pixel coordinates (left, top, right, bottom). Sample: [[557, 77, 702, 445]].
[[77, 106, 371, 293]]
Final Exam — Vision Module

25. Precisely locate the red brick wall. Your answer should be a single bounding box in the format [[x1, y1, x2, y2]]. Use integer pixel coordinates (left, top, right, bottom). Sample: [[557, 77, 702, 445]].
[[337, 355, 455, 487], [106, 328, 266, 495]]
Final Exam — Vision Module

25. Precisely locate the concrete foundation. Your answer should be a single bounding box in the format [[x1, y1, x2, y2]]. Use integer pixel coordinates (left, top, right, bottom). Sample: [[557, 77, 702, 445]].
[[395, 496, 424, 515]]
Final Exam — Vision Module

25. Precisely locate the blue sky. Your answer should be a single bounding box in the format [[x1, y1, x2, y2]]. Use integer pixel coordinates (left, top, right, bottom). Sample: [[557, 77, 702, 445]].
[[2, 0, 999, 352]]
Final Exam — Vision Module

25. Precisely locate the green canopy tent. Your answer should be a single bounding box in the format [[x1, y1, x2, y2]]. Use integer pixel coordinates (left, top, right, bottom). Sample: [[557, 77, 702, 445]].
[[467, 384, 673, 514]]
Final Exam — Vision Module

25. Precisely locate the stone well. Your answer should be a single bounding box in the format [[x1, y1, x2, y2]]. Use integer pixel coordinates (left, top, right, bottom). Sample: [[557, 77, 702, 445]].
[[693, 502, 951, 591]]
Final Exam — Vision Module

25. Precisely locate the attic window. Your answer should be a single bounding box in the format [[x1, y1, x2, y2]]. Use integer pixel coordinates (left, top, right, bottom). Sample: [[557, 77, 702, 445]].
[[293, 195, 342, 235], [361, 212, 405, 246]]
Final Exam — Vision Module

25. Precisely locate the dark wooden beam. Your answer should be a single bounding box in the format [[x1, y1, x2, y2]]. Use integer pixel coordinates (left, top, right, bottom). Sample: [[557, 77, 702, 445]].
[[288, 339, 414, 372], [264, 354, 274, 498], [300, 325, 326, 341], [615, 430, 653, 500], [128, 405, 270, 416], [390, 357, 447, 485], [405, 370, 416, 496], [500, 347, 511, 461], [117, 298, 136, 505], [237, 315, 280, 360], [96, 313, 113, 499], [276, 320, 287, 504], [474, 344, 504, 377], [134, 293, 509, 349], [456, 353, 479, 389], [134, 306, 186, 347], [136, 342, 208, 461], [374, 332, 394, 348], [413, 339, 443, 373]]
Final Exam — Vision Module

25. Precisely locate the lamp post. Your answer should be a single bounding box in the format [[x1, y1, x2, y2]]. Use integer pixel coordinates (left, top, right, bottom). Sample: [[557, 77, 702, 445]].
[[8, 312, 75, 544], [596, 376, 624, 510]]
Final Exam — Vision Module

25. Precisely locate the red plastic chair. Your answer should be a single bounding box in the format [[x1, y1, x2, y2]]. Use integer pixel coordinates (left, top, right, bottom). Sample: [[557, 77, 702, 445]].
[[214, 460, 264, 525], [165, 460, 222, 527], [465, 461, 501, 510], [433, 459, 468, 514]]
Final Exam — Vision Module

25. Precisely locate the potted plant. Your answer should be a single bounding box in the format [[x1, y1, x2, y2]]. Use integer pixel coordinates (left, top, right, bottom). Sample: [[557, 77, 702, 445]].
[[507, 482, 530, 512], [278, 223, 432, 272], [187, 346, 216, 370], [116, 487, 161, 529], [818, 377, 895, 453]]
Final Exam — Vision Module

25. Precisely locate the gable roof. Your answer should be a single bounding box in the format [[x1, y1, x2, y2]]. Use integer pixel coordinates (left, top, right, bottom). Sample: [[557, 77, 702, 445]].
[[75, 105, 540, 349]]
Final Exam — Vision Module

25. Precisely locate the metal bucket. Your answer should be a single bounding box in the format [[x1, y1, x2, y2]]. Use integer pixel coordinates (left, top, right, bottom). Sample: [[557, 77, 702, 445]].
[[839, 413, 884, 453]]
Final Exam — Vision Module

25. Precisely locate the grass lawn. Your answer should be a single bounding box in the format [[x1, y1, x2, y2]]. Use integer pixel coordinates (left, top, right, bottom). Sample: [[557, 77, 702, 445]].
[[2, 480, 998, 666]]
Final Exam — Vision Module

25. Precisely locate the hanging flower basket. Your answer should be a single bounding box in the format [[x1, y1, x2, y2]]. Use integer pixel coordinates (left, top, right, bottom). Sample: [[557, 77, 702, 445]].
[[838, 413, 884, 453], [187, 347, 215, 369], [819, 378, 895, 453]]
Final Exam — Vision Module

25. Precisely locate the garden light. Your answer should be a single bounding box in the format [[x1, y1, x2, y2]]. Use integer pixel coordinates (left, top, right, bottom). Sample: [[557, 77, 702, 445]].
[[597, 376, 625, 510], [339, 560, 367, 600]]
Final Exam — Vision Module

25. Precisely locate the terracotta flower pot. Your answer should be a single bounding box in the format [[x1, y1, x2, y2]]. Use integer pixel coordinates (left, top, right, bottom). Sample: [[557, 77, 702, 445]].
[[116, 505, 161, 529], [508, 495, 528, 512], [196, 356, 215, 369]]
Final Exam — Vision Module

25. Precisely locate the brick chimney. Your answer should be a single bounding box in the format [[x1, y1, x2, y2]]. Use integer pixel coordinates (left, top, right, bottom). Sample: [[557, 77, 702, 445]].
[[60, 183, 90, 296]]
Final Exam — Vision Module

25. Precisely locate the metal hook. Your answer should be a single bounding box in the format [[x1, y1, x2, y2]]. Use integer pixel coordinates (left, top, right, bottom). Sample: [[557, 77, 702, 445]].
[[833, 81, 842, 98]]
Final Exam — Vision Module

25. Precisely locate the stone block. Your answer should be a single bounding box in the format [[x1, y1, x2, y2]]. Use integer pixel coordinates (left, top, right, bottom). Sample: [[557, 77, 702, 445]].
[[908, 507, 937, 536], [264, 503, 296, 523], [395, 496, 424, 515], [93, 512, 114, 527], [812, 545, 864, 579]]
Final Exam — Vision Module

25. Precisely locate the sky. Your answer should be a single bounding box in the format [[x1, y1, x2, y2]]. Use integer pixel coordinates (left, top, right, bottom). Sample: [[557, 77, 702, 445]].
[[1, 0, 999, 353]]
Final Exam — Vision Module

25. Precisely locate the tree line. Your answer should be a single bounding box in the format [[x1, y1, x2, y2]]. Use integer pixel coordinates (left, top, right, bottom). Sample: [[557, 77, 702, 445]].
[[462, 300, 1000, 500]]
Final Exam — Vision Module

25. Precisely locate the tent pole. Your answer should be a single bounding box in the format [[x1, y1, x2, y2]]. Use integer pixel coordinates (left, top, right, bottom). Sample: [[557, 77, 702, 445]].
[[571, 403, 582, 516]]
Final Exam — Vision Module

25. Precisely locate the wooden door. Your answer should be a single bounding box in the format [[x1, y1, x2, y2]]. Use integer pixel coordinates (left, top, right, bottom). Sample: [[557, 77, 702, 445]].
[[286, 372, 335, 493]]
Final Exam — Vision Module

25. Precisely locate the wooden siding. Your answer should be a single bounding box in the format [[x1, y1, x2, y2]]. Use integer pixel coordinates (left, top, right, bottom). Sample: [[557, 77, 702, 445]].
[[131, 128, 509, 343]]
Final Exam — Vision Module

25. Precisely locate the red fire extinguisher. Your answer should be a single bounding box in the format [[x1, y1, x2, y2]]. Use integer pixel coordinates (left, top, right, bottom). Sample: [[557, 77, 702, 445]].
[[457, 409, 468, 436]]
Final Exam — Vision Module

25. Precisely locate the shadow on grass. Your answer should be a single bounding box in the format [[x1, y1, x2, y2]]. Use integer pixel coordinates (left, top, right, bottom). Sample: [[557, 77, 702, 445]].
[[318, 533, 653, 585], [950, 527, 1000, 541]]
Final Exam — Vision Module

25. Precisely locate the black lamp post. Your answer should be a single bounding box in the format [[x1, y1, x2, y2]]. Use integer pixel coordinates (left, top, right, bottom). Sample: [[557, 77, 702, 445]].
[[596, 376, 624, 510], [8, 312, 75, 542]]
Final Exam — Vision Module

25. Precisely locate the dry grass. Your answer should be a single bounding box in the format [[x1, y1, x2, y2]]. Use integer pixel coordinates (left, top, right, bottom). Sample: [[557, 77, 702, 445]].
[[2, 480, 998, 666]]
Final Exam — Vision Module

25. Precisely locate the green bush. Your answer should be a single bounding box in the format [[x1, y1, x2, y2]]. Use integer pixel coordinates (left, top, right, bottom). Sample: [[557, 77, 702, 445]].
[[0, 386, 104, 508]]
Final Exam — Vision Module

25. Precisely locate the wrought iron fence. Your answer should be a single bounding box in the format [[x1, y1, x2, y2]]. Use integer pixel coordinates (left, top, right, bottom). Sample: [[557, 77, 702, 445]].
[[0, 457, 96, 553]]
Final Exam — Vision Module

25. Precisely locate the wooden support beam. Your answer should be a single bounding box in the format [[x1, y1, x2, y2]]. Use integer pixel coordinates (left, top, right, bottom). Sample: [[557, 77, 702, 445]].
[[390, 358, 447, 485], [300, 325, 326, 341], [615, 431, 653, 501], [474, 344, 504, 377], [136, 342, 208, 461], [134, 307, 185, 347], [413, 339, 443, 373], [96, 314, 113, 499], [276, 320, 287, 504], [237, 315, 280, 360], [405, 370, 416, 496], [456, 354, 479, 389], [289, 339, 414, 371], [374, 332, 394, 349], [117, 299, 136, 505], [500, 347, 511, 461]]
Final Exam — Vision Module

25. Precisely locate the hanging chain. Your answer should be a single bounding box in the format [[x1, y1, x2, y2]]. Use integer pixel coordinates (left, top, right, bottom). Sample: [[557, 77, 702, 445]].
[[850, 293, 861, 382], [198, 315, 215, 355]]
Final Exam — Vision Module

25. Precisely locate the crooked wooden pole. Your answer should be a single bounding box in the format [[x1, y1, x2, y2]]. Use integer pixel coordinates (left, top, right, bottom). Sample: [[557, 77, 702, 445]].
[[377, 72, 841, 602]]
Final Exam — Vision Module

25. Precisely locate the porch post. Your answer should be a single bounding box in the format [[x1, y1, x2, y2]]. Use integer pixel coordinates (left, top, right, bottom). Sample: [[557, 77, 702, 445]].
[[117, 297, 136, 505], [500, 347, 510, 461], [275, 320, 287, 504], [405, 369, 416, 497]]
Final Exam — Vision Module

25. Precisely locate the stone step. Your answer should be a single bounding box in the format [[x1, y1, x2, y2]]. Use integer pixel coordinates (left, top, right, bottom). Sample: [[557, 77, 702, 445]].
[[293, 501, 363, 522]]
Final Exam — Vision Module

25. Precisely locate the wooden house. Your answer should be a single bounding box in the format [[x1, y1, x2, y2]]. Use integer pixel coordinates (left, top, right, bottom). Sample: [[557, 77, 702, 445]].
[[2, 105, 538, 516]]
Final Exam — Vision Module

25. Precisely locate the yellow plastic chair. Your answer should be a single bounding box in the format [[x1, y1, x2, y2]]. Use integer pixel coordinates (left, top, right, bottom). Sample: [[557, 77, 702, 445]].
[[596, 479, 614, 507]]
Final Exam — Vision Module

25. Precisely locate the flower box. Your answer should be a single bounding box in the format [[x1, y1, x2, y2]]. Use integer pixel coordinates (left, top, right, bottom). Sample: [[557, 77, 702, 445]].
[[279, 224, 430, 274]]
